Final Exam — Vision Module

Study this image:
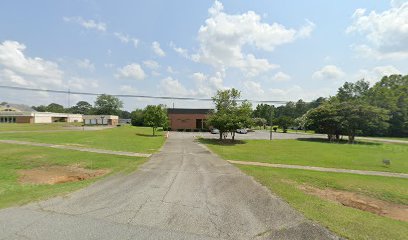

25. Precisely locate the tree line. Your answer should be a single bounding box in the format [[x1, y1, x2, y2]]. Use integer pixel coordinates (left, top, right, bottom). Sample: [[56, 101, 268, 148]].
[[252, 74, 408, 140], [32, 94, 131, 119], [29, 74, 407, 139]]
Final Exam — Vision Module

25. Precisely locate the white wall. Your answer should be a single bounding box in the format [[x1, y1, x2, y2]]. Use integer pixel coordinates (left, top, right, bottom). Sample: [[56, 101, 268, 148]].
[[33, 115, 52, 123], [67, 115, 83, 123]]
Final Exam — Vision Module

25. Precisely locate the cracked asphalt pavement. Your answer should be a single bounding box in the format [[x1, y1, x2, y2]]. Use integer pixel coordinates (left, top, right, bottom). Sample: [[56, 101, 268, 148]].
[[0, 132, 339, 240]]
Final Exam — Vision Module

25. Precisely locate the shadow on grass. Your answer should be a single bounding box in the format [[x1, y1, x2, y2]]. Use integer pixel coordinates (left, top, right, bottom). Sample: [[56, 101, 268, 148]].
[[197, 138, 246, 146], [134, 133, 162, 137], [297, 138, 382, 146]]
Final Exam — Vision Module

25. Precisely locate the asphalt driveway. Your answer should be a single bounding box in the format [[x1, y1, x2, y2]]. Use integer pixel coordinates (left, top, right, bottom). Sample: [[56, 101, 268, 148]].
[[0, 132, 338, 240]]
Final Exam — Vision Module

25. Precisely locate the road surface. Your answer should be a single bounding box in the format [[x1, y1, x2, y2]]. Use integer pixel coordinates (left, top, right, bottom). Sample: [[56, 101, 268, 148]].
[[0, 132, 338, 240]]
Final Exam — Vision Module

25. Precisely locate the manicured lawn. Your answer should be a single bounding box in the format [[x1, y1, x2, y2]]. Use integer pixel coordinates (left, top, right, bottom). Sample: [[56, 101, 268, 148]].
[[0, 125, 166, 153], [0, 144, 147, 209], [238, 165, 408, 240], [200, 138, 408, 173], [0, 123, 82, 132]]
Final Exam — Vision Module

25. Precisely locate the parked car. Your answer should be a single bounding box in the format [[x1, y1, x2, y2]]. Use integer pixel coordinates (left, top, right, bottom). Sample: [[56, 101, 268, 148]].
[[236, 128, 248, 134], [211, 128, 220, 134]]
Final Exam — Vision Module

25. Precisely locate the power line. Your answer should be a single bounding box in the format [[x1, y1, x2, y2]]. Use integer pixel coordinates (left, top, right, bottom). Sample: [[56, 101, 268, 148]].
[[0, 85, 290, 104]]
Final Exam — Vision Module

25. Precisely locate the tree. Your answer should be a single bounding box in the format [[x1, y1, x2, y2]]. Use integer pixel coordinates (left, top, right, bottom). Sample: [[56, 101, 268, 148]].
[[143, 105, 168, 136], [305, 103, 342, 141], [131, 109, 144, 126], [119, 110, 131, 119], [94, 94, 123, 115], [253, 117, 267, 129], [337, 80, 370, 102], [253, 104, 274, 125], [207, 88, 252, 141], [274, 116, 294, 133], [71, 101, 93, 115], [32, 105, 47, 112], [305, 101, 389, 142], [337, 102, 389, 143], [366, 74, 408, 136], [46, 103, 65, 113]]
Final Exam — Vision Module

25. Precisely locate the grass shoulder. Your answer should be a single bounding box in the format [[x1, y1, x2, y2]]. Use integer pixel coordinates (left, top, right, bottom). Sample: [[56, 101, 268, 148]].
[[0, 143, 147, 209], [238, 165, 408, 240], [0, 125, 166, 153], [199, 138, 408, 173]]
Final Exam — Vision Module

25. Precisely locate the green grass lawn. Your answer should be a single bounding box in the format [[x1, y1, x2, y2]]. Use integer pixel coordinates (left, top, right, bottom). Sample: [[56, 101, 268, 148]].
[[0, 123, 82, 132], [238, 165, 408, 240], [0, 143, 147, 209], [200, 138, 408, 173], [0, 125, 166, 153]]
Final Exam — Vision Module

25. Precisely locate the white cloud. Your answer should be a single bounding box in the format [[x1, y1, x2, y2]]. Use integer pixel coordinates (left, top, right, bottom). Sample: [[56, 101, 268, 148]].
[[151, 71, 161, 77], [170, 42, 189, 58], [353, 65, 401, 84], [391, 0, 406, 8], [193, 1, 315, 76], [114, 32, 139, 48], [68, 77, 98, 90], [0, 40, 64, 87], [346, 2, 408, 59], [63, 16, 107, 32], [143, 60, 160, 70], [152, 41, 166, 57], [272, 71, 291, 82], [296, 19, 316, 38], [119, 85, 140, 94], [192, 71, 226, 97], [159, 77, 193, 96], [167, 66, 176, 74], [267, 85, 333, 102], [243, 80, 265, 96], [0, 69, 32, 86], [116, 63, 146, 80], [244, 54, 279, 77], [76, 58, 95, 71], [312, 65, 345, 80]]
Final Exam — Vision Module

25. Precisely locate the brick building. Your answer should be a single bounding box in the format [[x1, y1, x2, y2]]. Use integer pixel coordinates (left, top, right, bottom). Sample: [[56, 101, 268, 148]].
[[168, 108, 212, 131]]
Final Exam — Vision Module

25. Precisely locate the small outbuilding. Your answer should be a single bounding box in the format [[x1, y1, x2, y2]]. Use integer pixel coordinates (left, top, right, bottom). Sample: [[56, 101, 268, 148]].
[[83, 115, 119, 126]]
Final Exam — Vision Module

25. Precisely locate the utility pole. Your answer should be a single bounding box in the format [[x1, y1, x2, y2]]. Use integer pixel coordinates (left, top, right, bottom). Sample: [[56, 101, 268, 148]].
[[67, 89, 71, 108], [269, 108, 273, 140]]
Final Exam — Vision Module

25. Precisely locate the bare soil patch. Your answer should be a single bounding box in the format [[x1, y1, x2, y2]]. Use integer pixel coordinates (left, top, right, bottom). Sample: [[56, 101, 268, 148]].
[[299, 185, 408, 222], [19, 164, 110, 185]]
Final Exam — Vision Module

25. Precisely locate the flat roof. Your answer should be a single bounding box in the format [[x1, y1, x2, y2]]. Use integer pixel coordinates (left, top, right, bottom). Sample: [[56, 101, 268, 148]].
[[167, 108, 212, 114]]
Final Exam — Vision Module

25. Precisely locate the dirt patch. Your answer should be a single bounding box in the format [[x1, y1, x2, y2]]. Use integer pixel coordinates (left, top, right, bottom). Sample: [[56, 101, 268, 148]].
[[299, 185, 408, 222], [19, 164, 110, 185]]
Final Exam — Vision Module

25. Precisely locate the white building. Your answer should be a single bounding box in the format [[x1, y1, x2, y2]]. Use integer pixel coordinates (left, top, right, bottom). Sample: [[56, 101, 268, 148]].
[[82, 115, 119, 125], [0, 103, 82, 124]]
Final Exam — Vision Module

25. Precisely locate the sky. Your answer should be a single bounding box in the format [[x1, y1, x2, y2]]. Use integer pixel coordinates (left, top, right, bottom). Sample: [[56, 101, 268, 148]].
[[0, 0, 407, 111]]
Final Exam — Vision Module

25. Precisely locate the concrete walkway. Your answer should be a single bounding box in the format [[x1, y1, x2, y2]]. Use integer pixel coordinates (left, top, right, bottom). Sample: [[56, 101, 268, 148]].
[[0, 132, 338, 240], [0, 139, 151, 158], [358, 137, 408, 144], [228, 160, 408, 179]]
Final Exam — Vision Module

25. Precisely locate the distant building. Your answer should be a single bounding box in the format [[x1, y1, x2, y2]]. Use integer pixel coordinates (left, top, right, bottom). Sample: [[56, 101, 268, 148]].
[[167, 108, 212, 131], [0, 103, 82, 123], [83, 115, 119, 126], [119, 119, 131, 124]]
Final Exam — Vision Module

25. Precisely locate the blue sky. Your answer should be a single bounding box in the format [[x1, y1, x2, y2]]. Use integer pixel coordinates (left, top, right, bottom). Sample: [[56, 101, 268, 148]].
[[0, 0, 407, 110]]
